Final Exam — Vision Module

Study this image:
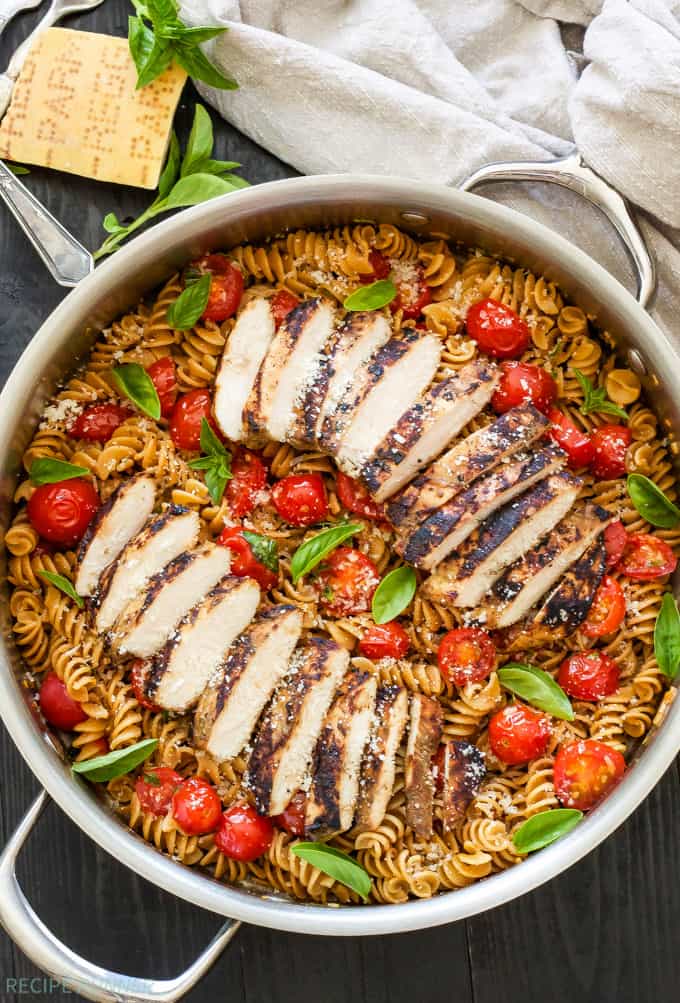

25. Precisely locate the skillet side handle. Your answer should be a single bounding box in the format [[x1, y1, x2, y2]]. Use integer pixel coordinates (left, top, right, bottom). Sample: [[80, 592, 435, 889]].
[[0, 791, 241, 1003], [459, 151, 656, 311]]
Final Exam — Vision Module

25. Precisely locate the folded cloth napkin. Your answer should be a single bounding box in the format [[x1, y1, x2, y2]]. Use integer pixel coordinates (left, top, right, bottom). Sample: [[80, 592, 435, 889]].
[[180, 0, 680, 334]]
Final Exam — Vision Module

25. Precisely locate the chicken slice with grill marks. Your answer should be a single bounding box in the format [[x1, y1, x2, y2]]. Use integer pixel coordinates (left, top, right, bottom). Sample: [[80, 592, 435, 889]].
[[213, 296, 276, 443], [437, 741, 486, 832], [355, 685, 409, 832], [405, 693, 443, 838]]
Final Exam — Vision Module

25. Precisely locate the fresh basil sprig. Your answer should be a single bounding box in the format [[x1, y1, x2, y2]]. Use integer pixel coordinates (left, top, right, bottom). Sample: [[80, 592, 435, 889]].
[[72, 738, 158, 782], [654, 592, 680, 680], [290, 523, 363, 583], [7, 163, 30, 175], [343, 279, 397, 312], [38, 571, 84, 608], [498, 663, 574, 721], [29, 458, 89, 485], [290, 843, 371, 900], [573, 370, 628, 421], [513, 809, 583, 854], [188, 418, 232, 503], [112, 363, 161, 420], [94, 105, 248, 259], [627, 473, 680, 529], [242, 531, 279, 575], [167, 272, 212, 330], [371, 566, 417, 625]]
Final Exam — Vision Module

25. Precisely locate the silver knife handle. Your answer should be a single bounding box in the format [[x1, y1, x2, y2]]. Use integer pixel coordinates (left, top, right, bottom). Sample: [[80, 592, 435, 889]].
[[0, 160, 93, 286]]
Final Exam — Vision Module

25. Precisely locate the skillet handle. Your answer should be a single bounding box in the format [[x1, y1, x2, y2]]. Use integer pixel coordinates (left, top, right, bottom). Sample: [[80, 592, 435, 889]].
[[0, 791, 241, 1003], [459, 151, 656, 310]]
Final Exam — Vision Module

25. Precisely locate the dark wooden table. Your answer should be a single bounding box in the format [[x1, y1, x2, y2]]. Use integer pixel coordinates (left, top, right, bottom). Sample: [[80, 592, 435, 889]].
[[1, 5, 679, 1001]]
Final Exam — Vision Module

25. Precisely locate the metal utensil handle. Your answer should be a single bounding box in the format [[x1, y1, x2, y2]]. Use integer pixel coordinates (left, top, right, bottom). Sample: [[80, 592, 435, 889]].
[[0, 161, 94, 286], [0, 791, 241, 1003], [459, 151, 656, 310]]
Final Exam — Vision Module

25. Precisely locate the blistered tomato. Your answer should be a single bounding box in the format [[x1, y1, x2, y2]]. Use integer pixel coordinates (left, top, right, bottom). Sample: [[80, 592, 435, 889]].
[[558, 650, 620, 700], [172, 777, 222, 835], [548, 408, 595, 467], [146, 357, 178, 418], [130, 659, 161, 712], [217, 526, 278, 590], [603, 519, 627, 569], [135, 767, 183, 817], [488, 704, 552, 765], [189, 254, 244, 322], [581, 576, 626, 638], [553, 740, 625, 811], [359, 622, 410, 660], [492, 362, 557, 415], [28, 479, 99, 546], [317, 547, 380, 617], [618, 533, 677, 580], [336, 472, 386, 522], [272, 791, 307, 837], [270, 289, 300, 328], [39, 672, 87, 730], [589, 424, 631, 480], [391, 266, 432, 320], [226, 451, 267, 518], [214, 804, 274, 861], [69, 403, 130, 442], [169, 390, 213, 451], [271, 473, 328, 526], [438, 628, 496, 687], [466, 299, 530, 359]]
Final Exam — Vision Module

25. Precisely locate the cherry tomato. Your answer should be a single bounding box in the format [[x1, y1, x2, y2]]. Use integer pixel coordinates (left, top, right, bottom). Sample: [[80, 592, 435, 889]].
[[488, 704, 552, 765], [317, 547, 380, 617], [146, 357, 178, 418], [217, 526, 277, 590], [466, 299, 530, 359], [491, 362, 557, 416], [558, 649, 620, 701], [190, 254, 244, 322], [135, 767, 183, 817], [548, 408, 595, 467], [28, 479, 99, 547], [130, 659, 161, 712], [335, 472, 386, 522], [553, 739, 626, 811], [359, 622, 410, 660], [604, 520, 627, 569], [215, 803, 274, 861], [271, 473, 329, 526], [270, 289, 300, 329], [272, 790, 306, 837], [438, 628, 496, 687], [390, 267, 432, 320], [618, 533, 677, 580], [360, 249, 391, 283], [68, 403, 130, 442], [581, 576, 626, 639], [225, 451, 267, 518], [172, 777, 222, 835], [169, 390, 213, 451], [589, 424, 631, 480], [39, 672, 87, 730]]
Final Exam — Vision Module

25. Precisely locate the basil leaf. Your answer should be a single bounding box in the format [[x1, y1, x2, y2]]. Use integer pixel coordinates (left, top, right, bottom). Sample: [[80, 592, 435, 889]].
[[161, 25, 225, 44], [163, 172, 243, 210], [30, 458, 89, 485], [498, 663, 574, 721], [627, 473, 680, 529], [157, 131, 181, 200], [187, 418, 232, 503], [242, 531, 279, 574], [371, 566, 416, 625], [128, 14, 156, 75], [112, 363, 161, 420], [147, 0, 180, 26], [513, 809, 583, 854], [290, 523, 363, 583], [72, 738, 158, 783], [38, 571, 84, 608], [7, 163, 30, 175], [135, 36, 173, 89], [102, 212, 123, 234], [654, 592, 680, 680], [187, 157, 241, 176], [181, 103, 214, 177], [574, 370, 628, 422], [199, 417, 226, 458], [343, 279, 397, 312], [167, 273, 211, 330], [290, 843, 371, 900], [173, 43, 239, 90], [204, 464, 230, 505]]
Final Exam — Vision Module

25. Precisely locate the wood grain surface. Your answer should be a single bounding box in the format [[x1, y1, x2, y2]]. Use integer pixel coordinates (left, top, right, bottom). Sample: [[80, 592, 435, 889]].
[[1, 4, 679, 1002]]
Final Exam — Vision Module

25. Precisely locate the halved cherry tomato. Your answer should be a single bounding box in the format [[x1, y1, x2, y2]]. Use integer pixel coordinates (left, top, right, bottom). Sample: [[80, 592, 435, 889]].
[[491, 361, 557, 416], [215, 803, 274, 861], [68, 403, 130, 442], [272, 790, 306, 837], [135, 767, 183, 817], [604, 519, 627, 569], [558, 650, 620, 700], [146, 357, 178, 418], [169, 389, 213, 451], [317, 546, 380, 617], [488, 704, 552, 765], [618, 533, 677, 580], [360, 249, 391, 283], [39, 672, 87, 730], [217, 526, 278, 590], [390, 266, 432, 320], [336, 472, 386, 522], [28, 479, 99, 546], [172, 777, 222, 835], [190, 254, 244, 322], [581, 576, 626, 638], [359, 622, 410, 660], [271, 473, 328, 526], [130, 659, 161, 712], [438, 628, 496, 687], [548, 408, 595, 467], [589, 424, 631, 480], [466, 299, 530, 359], [270, 289, 300, 329], [553, 739, 625, 811], [226, 451, 267, 518]]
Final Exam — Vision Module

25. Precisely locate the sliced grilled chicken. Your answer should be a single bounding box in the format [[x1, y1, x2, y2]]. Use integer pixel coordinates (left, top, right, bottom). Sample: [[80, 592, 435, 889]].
[[482, 505, 615, 629], [387, 404, 548, 531], [243, 298, 335, 445], [75, 474, 156, 596], [147, 576, 260, 712], [437, 741, 486, 831], [248, 637, 349, 815], [213, 297, 276, 442], [401, 445, 566, 570], [405, 693, 443, 838], [194, 605, 303, 761], [422, 471, 582, 608], [95, 507, 200, 633], [359, 360, 499, 503], [112, 543, 232, 657], [355, 685, 409, 831], [305, 670, 378, 835]]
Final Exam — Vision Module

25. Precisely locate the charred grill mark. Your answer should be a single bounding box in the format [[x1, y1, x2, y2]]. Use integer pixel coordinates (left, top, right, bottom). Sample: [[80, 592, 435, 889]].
[[493, 523, 586, 602], [441, 741, 486, 830], [539, 536, 606, 629], [405, 694, 443, 838], [215, 604, 297, 715]]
